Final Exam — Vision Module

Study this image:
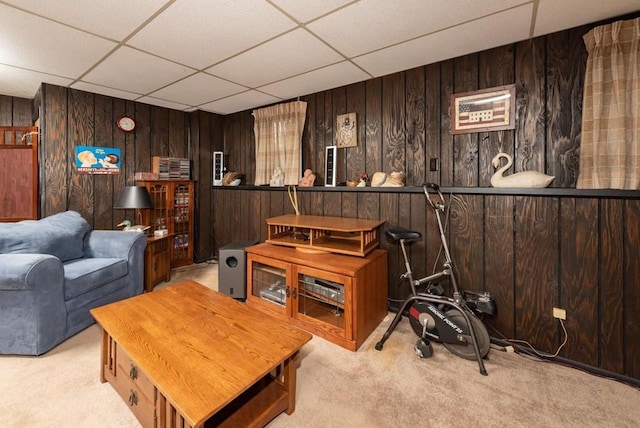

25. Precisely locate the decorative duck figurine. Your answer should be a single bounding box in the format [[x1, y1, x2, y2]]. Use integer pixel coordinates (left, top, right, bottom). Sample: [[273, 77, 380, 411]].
[[491, 152, 555, 188], [117, 220, 150, 232]]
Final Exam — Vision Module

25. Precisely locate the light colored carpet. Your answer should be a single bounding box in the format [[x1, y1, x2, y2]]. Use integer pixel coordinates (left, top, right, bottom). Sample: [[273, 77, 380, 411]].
[[2, 262, 639, 427]]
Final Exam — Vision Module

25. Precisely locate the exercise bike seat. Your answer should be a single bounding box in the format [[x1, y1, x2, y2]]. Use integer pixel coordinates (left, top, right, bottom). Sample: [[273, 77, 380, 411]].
[[385, 226, 422, 243]]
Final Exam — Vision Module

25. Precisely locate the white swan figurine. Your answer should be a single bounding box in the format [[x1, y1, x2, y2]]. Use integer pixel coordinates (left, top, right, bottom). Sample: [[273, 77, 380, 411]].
[[491, 152, 555, 188]]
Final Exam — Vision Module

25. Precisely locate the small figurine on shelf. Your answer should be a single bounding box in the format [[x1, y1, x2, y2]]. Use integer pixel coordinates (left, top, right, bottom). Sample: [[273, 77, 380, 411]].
[[347, 172, 368, 187], [370, 171, 405, 187], [270, 167, 284, 187], [222, 171, 241, 186], [298, 169, 316, 187]]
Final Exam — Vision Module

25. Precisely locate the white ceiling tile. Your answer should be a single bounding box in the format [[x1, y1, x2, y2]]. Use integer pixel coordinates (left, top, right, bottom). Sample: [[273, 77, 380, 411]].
[[136, 96, 193, 111], [0, 64, 72, 98], [354, 4, 533, 78], [207, 29, 344, 88], [534, 0, 640, 37], [1, 0, 170, 40], [70, 82, 142, 101], [199, 91, 282, 115], [149, 72, 246, 105], [307, 0, 526, 57], [81, 46, 194, 94], [259, 61, 370, 100], [270, 0, 354, 23], [127, 0, 297, 69], [0, 4, 117, 77]]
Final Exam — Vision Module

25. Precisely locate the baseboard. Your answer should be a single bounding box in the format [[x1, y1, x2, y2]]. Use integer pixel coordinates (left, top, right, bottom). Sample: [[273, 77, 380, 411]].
[[490, 337, 640, 389]]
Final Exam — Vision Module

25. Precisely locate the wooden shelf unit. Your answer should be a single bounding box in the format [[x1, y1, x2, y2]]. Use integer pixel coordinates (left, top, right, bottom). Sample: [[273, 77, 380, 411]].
[[266, 214, 384, 257], [138, 180, 194, 268], [246, 243, 388, 351]]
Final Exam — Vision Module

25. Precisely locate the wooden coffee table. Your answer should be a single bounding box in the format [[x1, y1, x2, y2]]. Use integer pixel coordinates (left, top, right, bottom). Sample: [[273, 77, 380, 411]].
[[90, 280, 312, 428]]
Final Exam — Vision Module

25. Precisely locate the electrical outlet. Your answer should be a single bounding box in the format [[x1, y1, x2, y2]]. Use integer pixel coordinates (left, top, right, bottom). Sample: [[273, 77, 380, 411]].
[[429, 158, 439, 171], [553, 307, 567, 320]]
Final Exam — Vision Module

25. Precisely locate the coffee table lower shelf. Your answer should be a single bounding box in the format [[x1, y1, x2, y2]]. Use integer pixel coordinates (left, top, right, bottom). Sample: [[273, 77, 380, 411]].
[[206, 375, 289, 427]]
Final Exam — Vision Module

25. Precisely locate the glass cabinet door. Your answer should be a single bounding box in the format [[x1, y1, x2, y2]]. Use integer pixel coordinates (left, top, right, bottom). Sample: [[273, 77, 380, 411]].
[[294, 266, 350, 334], [250, 261, 288, 309], [147, 183, 168, 233], [171, 182, 191, 262]]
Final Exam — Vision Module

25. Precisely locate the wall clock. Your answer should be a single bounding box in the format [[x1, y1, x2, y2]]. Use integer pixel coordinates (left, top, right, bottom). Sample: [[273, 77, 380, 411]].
[[116, 115, 136, 132]]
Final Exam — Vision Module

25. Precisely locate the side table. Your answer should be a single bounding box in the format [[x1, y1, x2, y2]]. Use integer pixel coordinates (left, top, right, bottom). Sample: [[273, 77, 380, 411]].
[[144, 234, 172, 292]]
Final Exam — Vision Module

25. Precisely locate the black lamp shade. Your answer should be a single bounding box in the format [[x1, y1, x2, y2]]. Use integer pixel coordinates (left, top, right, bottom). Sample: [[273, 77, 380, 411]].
[[114, 186, 153, 209]]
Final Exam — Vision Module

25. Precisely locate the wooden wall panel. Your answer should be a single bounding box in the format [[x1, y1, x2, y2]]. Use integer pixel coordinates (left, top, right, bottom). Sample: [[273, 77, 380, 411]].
[[449, 195, 484, 294], [332, 86, 347, 183], [439, 60, 454, 186], [484, 195, 515, 337], [345, 82, 366, 182], [514, 38, 546, 176], [365, 77, 382, 175], [624, 200, 640, 379], [453, 54, 479, 187], [598, 199, 624, 373], [479, 45, 515, 186], [93, 94, 114, 230], [514, 196, 559, 350], [425, 63, 441, 185], [382, 73, 405, 174], [405, 67, 426, 186], [42, 84, 68, 216], [560, 198, 598, 364], [546, 26, 588, 187], [67, 89, 94, 219]]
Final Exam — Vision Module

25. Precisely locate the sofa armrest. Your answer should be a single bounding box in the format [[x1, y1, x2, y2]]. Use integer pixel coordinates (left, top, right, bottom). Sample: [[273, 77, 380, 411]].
[[84, 230, 147, 259], [84, 230, 147, 295], [0, 254, 64, 291]]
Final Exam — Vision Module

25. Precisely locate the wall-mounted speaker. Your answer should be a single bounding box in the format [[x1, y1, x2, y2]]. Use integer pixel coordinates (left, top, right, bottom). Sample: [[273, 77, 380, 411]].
[[324, 145, 337, 187], [213, 151, 224, 186], [218, 240, 258, 300]]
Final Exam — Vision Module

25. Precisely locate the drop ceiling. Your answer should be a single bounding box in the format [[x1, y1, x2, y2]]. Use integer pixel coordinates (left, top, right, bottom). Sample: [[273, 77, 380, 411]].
[[1, 0, 638, 115]]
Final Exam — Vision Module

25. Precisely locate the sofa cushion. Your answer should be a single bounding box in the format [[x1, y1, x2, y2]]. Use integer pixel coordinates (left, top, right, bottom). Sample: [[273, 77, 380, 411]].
[[63, 258, 128, 300], [0, 211, 91, 262]]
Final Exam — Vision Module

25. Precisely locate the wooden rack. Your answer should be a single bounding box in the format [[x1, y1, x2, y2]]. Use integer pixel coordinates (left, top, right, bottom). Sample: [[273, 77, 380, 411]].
[[266, 214, 384, 257]]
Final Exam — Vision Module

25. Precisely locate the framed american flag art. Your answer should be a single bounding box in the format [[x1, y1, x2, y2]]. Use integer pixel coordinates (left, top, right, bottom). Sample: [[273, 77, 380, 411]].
[[450, 84, 516, 134]]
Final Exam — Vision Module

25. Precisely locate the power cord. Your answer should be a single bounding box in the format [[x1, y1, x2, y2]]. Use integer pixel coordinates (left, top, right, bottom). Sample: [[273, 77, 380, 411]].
[[488, 318, 569, 359]]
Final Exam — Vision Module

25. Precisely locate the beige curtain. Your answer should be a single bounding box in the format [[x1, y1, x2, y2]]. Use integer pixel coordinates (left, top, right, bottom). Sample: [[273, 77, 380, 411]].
[[253, 101, 307, 185], [577, 18, 640, 189]]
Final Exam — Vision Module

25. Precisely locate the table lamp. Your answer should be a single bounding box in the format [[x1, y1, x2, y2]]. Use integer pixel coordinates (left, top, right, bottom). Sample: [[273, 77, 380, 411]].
[[114, 185, 153, 231]]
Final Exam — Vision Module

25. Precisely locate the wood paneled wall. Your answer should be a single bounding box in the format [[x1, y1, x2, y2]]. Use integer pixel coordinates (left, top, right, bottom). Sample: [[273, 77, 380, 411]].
[[5, 12, 638, 381], [212, 16, 640, 382]]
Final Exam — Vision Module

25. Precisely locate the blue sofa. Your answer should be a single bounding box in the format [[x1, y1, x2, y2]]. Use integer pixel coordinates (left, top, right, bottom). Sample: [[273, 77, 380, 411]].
[[0, 211, 147, 355]]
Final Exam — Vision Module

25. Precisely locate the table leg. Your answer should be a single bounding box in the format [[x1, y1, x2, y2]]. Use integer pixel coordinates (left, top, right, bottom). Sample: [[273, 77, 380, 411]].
[[284, 351, 299, 415]]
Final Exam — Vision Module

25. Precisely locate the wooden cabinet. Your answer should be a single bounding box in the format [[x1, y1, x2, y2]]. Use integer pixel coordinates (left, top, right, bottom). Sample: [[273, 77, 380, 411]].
[[138, 180, 194, 268], [144, 234, 172, 292], [245, 243, 388, 351], [0, 126, 38, 222]]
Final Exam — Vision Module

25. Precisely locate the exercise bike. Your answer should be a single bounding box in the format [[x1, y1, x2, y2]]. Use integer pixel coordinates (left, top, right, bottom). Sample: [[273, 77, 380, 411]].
[[375, 183, 495, 375]]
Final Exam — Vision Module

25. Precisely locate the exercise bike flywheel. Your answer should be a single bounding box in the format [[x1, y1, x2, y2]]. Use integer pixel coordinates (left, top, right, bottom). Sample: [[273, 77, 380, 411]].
[[408, 302, 490, 360]]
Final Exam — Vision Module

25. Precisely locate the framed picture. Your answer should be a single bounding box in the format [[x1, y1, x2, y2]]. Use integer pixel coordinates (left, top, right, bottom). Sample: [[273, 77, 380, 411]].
[[324, 145, 337, 187], [450, 84, 516, 134], [336, 113, 357, 148]]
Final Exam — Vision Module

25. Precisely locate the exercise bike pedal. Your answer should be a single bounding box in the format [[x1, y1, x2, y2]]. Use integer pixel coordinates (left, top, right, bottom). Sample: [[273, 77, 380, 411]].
[[414, 339, 433, 358]]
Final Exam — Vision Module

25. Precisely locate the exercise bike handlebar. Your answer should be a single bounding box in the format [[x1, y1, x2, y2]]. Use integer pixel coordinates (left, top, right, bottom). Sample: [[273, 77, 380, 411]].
[[422, 182, 445, 209]]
